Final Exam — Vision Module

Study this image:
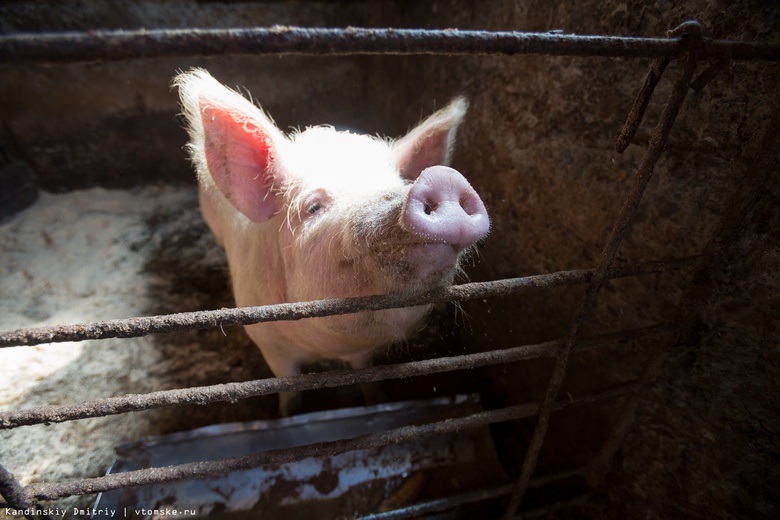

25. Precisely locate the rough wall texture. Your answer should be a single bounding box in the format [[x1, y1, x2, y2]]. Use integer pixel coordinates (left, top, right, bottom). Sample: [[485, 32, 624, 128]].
[[0, 0, 399, 191], [385, 1, 779, 518], [0, 1, 778, 518]]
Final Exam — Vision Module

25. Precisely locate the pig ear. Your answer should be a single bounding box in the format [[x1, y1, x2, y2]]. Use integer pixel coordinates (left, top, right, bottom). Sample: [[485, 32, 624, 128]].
[[175, 69, 285, 223], [393, 97, 468, 181]]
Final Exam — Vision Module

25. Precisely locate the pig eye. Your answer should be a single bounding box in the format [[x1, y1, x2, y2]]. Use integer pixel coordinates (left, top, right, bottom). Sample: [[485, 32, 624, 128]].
[[302, 189, 329, 218]]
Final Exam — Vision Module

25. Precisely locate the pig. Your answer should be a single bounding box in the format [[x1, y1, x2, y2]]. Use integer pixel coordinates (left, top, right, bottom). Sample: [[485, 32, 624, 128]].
[[174, 69, 489, 410]]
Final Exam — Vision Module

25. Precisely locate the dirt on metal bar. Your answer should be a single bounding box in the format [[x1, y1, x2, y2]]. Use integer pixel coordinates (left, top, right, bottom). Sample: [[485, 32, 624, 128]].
[[0, 325, 669, 429], [2, 26, 780, 64], [615, 57, 670, 153], [21, 380, 635, 503], [0, 463, 47, 519], [689, 58, 730, 93], [358, 483, 517, 520], [25, 405, 535, 501], [0, 258, 698, 349]]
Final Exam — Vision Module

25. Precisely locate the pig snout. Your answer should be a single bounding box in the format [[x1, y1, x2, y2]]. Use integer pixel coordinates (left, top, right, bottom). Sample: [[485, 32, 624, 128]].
[[403, 166, 490, 250]]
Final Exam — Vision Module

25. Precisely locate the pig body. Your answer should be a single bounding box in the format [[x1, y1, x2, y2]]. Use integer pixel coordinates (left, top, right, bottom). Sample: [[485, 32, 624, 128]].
[[175, 69, 489, 383]]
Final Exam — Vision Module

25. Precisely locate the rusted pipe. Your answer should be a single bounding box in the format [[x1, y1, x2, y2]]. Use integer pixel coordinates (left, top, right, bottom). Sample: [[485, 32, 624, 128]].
[[0, 325, 669, 429], [2, 26, 779, 64], [0, 464, 47, 520], [615, 58, 669, 153], [21, 381, 638, 502], [0, 258, 698, 348]]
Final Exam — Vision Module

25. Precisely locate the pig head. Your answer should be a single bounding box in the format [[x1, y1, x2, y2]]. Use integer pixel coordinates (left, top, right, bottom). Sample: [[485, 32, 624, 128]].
[[175, 69, 489, 381]]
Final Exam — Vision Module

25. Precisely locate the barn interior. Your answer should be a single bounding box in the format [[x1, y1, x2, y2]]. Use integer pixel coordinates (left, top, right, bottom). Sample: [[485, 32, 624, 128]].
[[1, 1, 778, 518]]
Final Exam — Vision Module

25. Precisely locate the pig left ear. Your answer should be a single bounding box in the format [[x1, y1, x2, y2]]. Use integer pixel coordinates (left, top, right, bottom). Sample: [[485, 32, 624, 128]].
[[393, 97, 468, 181], [175, 69, 286, 223]]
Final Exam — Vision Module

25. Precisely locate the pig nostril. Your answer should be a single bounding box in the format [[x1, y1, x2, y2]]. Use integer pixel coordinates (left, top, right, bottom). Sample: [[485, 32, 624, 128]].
[[405, 166, 490, 247], [460, 195, 478, 215]]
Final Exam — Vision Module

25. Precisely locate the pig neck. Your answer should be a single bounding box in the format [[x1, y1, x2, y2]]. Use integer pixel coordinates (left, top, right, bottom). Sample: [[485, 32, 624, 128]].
[[223, 217, 289, 308], [200, 188, 289, 307]]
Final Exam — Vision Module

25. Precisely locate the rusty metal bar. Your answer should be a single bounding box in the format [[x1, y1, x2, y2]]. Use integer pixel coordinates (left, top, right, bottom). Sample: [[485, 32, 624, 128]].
[[0, 324, 668, 429], [0, 257, 697, 349], [25, 406, 534, 500], [615, 58, 669, 153], [689, 58, 730, 93], [585, 103, 780, 486], [358, 483, 516, 520], [0, 464, 48, 520], [2, 26, 780, 65], [513, 493, 593, 519], [362, 464, 590, 519], [373, 489, 593, 520], [502, 22, 703, 518], [527, 466, 589, 489], [19, 381, 636, 502]]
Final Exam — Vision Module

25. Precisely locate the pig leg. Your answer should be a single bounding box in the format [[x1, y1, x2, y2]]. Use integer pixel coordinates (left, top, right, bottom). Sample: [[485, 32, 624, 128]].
[[279, 391, 303, 417], [348, 354, 387, 406], [262, 348, 305, 416]]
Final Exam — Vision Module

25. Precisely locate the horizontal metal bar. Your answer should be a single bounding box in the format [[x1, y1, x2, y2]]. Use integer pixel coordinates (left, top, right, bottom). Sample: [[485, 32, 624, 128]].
[[513, 493, 593, 519], [359, 481, 591, 520], [23, 380, 637, 502], [1, 26, 779, 64], [0, 324, 669, 429], [527, 466, 590, 489], [358, 483, 516, 520], [25, 404, 535, 500], [0, 257, 698, 348]]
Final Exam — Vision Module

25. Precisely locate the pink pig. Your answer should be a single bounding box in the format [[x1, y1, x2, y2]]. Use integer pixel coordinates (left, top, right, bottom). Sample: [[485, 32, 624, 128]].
[[175, 69, 489, 403]]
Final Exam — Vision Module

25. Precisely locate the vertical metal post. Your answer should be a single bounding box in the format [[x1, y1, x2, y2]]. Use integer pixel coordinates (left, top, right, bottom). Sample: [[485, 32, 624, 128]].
[[585, 105, 780, 487], [502, 22, 703, 518], [0, 463, 50, 520]]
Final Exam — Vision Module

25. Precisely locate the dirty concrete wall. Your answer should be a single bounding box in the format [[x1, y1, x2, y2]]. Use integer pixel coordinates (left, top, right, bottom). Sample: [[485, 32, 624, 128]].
[[382, 1, 779, 518], [1, 0, 778, 518], [0, 0, 403, 191]]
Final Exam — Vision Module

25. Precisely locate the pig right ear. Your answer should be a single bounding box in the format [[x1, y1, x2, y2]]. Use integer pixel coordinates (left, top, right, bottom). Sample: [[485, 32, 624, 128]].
[[393, 97, 468, 181], [175, 69, 285, 223]]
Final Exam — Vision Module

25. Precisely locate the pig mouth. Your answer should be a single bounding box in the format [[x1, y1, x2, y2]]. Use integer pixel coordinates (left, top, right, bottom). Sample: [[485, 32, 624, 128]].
[[406, 241, 461, 268], [371, 240, 463, 287]]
